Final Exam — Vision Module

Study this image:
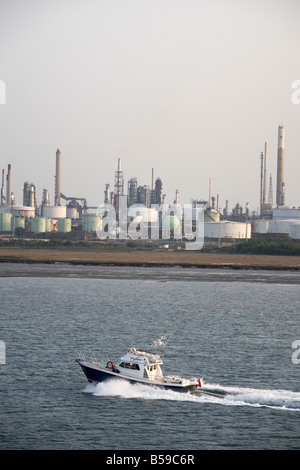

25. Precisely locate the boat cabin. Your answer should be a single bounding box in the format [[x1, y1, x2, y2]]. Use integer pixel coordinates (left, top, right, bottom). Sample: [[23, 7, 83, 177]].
[[116, 347, 163, 381]]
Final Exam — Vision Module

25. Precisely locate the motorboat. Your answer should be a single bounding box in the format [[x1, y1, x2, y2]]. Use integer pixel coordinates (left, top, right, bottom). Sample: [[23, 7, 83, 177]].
[[76, 335, 201, 393]]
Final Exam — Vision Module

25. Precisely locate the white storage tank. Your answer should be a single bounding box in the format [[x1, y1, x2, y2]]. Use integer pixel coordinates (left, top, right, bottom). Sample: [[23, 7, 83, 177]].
[[268, 219, 298, 234], [10, 205, 35, 218], [252, 219, 269, 234], [289, 222, 300, 239], [273, 207, 300, 220], [66, 207, 79, 219], [204, 221, 251, 239], [41, 205, 67, 219]]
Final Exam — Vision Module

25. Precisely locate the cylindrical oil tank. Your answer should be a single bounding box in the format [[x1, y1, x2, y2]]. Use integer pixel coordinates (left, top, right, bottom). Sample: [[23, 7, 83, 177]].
[[273, 208, 300, 220], [160, 215, 182, 239], [45, 218, 51, 232], [204, 221, 251, 239], [66, 207, 79, 219], [251, 219, 269, 234], [160, 215, 181, 231], [13, 217, 25, 230], [83, 214, 102, 232], [57, 218, 72, 232], [41, 205, 67, 219], [268, 219, 295, 234], [204, 210, 220, 222], [289, 222, 300, 239], [10, 205, 35, 218], [0, 213, 12, 231], [31, 217, 46, 233]]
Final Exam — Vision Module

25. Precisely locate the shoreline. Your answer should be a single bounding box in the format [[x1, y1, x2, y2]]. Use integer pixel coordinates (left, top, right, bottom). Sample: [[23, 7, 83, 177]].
[[1, 247, 300, 271]]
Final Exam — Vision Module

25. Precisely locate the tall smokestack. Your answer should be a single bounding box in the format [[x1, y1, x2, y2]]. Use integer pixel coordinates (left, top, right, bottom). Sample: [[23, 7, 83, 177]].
[[276, 125, 285, 207], [42, 189, 50, 207], [1, 169, 5, 205], [55, 148, 61, 206], [104, 184, 110, 204], [6, 164, 11, 206]]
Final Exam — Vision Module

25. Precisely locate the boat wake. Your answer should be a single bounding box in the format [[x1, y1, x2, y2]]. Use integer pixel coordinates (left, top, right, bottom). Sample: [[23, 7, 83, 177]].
[[82, 379, 300, 412]]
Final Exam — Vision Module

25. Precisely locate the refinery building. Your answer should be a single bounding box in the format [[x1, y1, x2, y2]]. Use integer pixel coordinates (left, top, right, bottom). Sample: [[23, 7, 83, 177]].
[[0, 123, 299, 244]]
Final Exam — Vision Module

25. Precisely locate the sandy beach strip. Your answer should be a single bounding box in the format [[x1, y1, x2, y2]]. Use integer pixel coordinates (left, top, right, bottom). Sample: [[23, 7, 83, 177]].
[[1, 247, 300, 270]]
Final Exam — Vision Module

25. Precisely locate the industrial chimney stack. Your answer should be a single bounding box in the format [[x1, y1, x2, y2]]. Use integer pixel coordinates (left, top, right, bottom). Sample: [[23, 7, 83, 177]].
[[1, 169, 5, 205], [276, 125, 285, 207], [55, 148, 61, 206], [6, 164, 11, 206]]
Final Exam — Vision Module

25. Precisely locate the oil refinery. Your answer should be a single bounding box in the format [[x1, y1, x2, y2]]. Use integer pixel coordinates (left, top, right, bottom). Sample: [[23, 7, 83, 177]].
[[0, 124, 300, 244]]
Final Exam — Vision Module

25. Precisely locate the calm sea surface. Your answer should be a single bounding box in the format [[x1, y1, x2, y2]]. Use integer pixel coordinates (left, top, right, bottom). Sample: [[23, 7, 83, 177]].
[[1, 263, 300, 450]]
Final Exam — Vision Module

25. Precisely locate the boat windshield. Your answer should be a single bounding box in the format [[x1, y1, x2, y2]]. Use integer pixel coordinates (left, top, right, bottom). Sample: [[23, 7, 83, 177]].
[[119, 361, 140, 370]]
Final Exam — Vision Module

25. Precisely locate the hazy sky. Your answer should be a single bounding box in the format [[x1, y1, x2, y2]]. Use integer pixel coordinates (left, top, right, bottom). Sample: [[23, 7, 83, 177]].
[[0, 0, 300, 212]]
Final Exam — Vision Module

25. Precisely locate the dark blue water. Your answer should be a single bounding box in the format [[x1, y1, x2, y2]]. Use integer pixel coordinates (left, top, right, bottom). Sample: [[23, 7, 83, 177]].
[[1, 263, 300, 449]]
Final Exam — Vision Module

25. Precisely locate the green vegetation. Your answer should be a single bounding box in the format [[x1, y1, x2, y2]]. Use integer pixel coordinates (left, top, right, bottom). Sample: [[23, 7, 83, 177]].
[[0, 231, 182, 251], [229, 236, 300, 256], [2, 229, 300, 256]]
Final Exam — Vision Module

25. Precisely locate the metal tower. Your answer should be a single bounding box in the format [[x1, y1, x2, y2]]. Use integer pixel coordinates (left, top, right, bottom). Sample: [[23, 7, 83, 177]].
[[268, 174, 273, 207]]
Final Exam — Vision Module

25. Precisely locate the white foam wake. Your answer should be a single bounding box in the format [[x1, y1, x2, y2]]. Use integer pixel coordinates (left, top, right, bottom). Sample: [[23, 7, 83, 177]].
[[82, 379, 300, 412]]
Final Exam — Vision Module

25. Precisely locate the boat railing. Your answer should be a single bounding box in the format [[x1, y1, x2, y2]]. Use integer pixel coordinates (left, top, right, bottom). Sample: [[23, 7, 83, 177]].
[[77, 352, 101, 365], [78, 351, 86, 361], [128, 348, 162, 364]]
